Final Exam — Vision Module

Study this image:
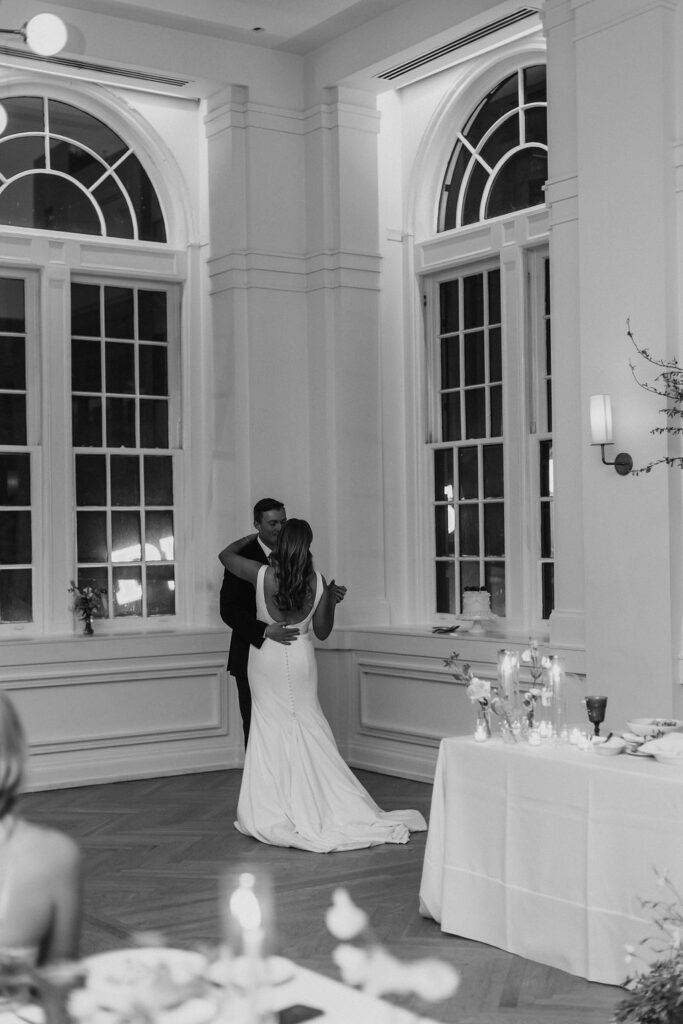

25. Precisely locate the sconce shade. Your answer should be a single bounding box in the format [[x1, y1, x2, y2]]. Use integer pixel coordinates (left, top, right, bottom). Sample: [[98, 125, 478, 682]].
[[590, 394, 613, 445], [24, 13, 67, 56]]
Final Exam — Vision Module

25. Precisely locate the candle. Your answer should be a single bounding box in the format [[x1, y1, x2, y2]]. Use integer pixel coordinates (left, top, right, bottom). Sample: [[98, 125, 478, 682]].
[[230, 873, 264, 959], [528, 727, 541, 746], [474, 720, 488, 742]]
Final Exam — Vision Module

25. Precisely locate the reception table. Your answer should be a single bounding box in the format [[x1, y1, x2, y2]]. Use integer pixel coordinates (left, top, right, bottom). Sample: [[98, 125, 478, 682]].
[[419, 736, 683, 985]]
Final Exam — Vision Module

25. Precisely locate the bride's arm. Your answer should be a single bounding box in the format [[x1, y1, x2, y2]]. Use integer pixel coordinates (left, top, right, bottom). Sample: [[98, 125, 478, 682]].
[[218, 534, 263, 585], [312, 575, 347, 641]]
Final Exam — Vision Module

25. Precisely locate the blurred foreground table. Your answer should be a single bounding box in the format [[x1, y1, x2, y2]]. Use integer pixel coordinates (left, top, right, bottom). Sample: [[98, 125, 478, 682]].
[[419, 736, 683, 985]]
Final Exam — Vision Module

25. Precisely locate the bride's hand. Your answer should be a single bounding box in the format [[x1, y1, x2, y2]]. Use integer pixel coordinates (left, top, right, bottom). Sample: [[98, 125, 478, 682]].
[[265, 622, 299, 644], [328, 580, 347, 604]]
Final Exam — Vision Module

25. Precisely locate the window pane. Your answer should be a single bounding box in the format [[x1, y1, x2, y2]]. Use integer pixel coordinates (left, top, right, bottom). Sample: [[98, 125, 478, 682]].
[[106, 342, 135, 394], [105, 287, 134, 339], [92, 176, 135, 239], [541, 502, 553, 558], [485, 562, 506, 616], [440, 338, 460, 390], [75, 454, 106, 506], [0, 138, 46, 178], [139, 346, 168, 396], [439, 281, 459, 334], [488, 269, 501, 324], [111, 455, 140, 506], [465, 388, 486, 439], [144, 456, 173, 506], [490, 385, 503, 437], [540, 440, 553, 497], [113, 565, 142, 616], [0, 279, 25, 333], [484, 503, 505, 556], [50, 140, 105, 188], [489, 328, 502, 382], [0, 569, 32, 622], [0, 338, 25, 390], [0, 396, 26, 445], [483, 445, 504, 498], [77, 511, 107, 562], [71, 283, 100, 337], [458, 447, 478, 499], [71, 338, 101, 392], [140, 400, 168, 448], [48, 101, 129, 164], [486, 148, 547, 219], [479, 115, 519, 170], [524, 65, 546, 104], [139, 291, 168, 342], [524, 107, 547, 146], [463, 72, 518, 149], [106, 397, 136, 447], [441, 393, 461, 442], [147, 564, 175, 615], [433, 449, 453, 502], [459, 561, 479, 595], [459, 505, 479, 556], [435, 505, 454, 557], [435, 561, 455, 614], [116, 154, 167, 243], [0, 97, 44, 136], [145, 511, 174, 561], [463, 275, 484, 328], [464, 332, 485, 385], [112, 511, 141, 562], [0, 511, 31, 563], [0, 454, 30, 505], [0, 174, 101, 234], [72, 396, 102, 447], [542, 563, 554, 620], [462, 162, 488, 226]]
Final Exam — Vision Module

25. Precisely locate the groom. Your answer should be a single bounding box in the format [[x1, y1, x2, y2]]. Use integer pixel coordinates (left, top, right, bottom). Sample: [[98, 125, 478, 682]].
[[219, 497, 299, 745]]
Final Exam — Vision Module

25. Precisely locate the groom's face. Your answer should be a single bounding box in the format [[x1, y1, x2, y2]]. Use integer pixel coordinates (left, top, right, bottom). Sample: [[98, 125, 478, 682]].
[[255, 507, 286, 549]]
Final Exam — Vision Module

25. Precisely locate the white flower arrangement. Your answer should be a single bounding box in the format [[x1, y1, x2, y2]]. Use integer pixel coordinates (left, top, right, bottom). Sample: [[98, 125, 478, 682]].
[[326, 888, 459, 1006]]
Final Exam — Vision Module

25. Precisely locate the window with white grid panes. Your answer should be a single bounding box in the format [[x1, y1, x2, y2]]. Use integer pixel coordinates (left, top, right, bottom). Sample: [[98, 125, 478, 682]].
[[432, 266, 505, 616], [533, 253, 554, 620], [0, 275, 33, 622], [71, 281, 178, 620]]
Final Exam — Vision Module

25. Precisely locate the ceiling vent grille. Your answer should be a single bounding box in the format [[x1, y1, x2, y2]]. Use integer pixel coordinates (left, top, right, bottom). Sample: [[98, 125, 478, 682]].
[[0, 44, 190, 89], [375, 7, 540, 81]]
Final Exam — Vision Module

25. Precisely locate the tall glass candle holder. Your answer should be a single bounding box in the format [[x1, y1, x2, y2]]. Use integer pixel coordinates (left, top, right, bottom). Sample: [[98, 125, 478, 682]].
[[221, 868, 276, 1024], [547, 656, 566, 737], [497, 649, 520, 709]]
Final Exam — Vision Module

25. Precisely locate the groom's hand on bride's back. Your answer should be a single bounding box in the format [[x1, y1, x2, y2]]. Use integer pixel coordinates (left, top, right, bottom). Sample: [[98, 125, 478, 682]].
[[328, 580, 347, 604], [265, 622, 299, 644]]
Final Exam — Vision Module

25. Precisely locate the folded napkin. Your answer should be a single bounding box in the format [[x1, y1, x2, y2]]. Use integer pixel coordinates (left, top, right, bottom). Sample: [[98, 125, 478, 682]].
[[639, 732, 683, 755]]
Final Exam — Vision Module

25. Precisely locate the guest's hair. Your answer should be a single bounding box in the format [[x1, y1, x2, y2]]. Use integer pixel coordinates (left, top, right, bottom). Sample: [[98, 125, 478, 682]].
[[253, 497, 285, 522], [0, 692, 26, 818], [273, 519, 313, 611]]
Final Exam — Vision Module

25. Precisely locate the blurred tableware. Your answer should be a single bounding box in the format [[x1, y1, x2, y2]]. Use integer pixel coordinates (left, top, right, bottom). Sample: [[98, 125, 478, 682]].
[[584, 696, 607, 737], [83, 947, 207, 1011], [626, 718, 683, 738], [594, 736, 626, 756], [206, 955, 294, 990], [653, 751, 683, 766], [638, 732, 683, 756]]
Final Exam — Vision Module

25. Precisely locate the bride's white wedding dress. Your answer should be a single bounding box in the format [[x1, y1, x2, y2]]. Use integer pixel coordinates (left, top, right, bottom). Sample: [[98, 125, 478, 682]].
[[235, 566, 427, 853]]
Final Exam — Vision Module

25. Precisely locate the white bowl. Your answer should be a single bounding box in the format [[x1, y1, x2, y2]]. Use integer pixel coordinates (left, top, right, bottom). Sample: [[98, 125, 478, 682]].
[[594, 738, 626, 756], [626, 718, 683, 738], [654, 752, 683, 766]]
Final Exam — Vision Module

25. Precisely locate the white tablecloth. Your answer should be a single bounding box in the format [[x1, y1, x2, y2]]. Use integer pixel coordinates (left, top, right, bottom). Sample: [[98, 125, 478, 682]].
[[419, 736, 683, 985]]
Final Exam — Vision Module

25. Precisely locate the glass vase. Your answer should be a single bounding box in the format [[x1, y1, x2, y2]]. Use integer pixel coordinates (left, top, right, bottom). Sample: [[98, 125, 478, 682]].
[[474, 706, 491, 742]]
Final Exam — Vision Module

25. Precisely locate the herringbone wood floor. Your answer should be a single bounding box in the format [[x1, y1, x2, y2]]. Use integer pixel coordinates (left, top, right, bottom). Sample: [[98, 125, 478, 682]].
[[20, 769, 623, 1023]]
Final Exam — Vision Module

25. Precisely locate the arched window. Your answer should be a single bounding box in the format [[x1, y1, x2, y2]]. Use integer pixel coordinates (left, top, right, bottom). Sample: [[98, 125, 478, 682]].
[[438, 65, 546, 231], [0, 96, 166, 241]]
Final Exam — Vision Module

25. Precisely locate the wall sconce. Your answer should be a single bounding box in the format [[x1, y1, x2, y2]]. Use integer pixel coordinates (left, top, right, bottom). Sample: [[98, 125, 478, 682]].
[[589, 394, 633, 475], [0, 13, 67, 56]]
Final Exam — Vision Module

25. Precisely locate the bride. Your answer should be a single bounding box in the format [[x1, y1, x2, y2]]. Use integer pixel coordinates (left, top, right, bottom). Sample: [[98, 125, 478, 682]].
[[220, 519, 427, 853]]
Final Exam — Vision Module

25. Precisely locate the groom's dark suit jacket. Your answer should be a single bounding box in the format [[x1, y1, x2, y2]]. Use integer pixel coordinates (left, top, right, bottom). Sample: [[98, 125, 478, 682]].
[[219, 537, 270, 678]]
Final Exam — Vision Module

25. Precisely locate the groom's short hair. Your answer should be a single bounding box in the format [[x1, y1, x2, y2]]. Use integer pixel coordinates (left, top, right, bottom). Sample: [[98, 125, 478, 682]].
[[253, 497, 285, 522]]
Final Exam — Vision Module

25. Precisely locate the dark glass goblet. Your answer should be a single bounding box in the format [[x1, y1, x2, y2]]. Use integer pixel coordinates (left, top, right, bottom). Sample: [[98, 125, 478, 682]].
[[585, 695, 608, 737]]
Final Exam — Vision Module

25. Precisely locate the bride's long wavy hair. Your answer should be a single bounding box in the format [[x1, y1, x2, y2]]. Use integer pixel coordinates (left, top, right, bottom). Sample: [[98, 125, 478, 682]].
[[272, 519, 314, 611]]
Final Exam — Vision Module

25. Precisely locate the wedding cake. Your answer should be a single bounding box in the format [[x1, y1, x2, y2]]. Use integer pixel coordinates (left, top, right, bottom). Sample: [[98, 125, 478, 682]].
[[462, 589, 491, 620]]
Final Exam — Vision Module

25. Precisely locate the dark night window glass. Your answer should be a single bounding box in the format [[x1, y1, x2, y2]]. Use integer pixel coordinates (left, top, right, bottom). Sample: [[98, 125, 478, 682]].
[[441, 393, 461, 442], [462, 161, 488, 226], [75, 454, 106, 506], [483, 445, 504, 499], [464, 332, 485, 386], [71, 283, 100, 337], [147, 564, 175, 615], [0, 137, 46, 179], [0, 97, 44, 136], [93, 175, 135, 239], [0, 338, 26, 390], [106, 342, 135, 394], [0, 396, 26, 445], [71, 338, 101, 392], [111, 455, 140, 506], [0, 568, 32, 622], [144, 456, 173, 506], [0, 454, 30, 505], [116, 154, 167, 243], [139, 346, 168, 396], [484, 503, 505, 556], [113, 565, 142, 616], [0, 511, 31, 563], [0, 278, 25, 333], [435, 561, 455, 614], [50, 140, 105, 187], [458, 447, 478, 500], [439, 281, 459, 334], [0, 174, 101, 234], [48, 101, 129, 164], [104, 287, 134, 339], [459, 505, 479, 556], [106, 397, 136, 447], [146, 510, 174, 561], [72, 396, 102, 447], [463, 73, 518, 149], [112, 511, 141, 562], [140, 400, 168, 448], [465, 388, 486, 439], [479, 115, 519, 170], [139, 291, 168, 341], [486, 148, 547, 219], [463, 276, 484, 328], [440, 338, 460, 390], [433, 449, 453, 502], [77, 511, 107, 562], [542, 564, 554, 620], [434, 505, 453, 557]]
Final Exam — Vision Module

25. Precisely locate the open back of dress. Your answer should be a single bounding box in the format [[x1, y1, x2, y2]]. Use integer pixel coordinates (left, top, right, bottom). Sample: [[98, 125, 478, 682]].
[[235, 566, 426, 853]]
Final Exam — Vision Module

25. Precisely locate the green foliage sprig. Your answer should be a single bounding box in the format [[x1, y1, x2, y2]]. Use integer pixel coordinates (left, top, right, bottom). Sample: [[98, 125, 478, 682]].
[[628, 320, 683, 475]]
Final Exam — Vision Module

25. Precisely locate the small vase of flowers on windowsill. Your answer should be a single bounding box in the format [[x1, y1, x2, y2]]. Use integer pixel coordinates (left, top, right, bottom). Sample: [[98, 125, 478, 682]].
[[68, 580, 105, 636]]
